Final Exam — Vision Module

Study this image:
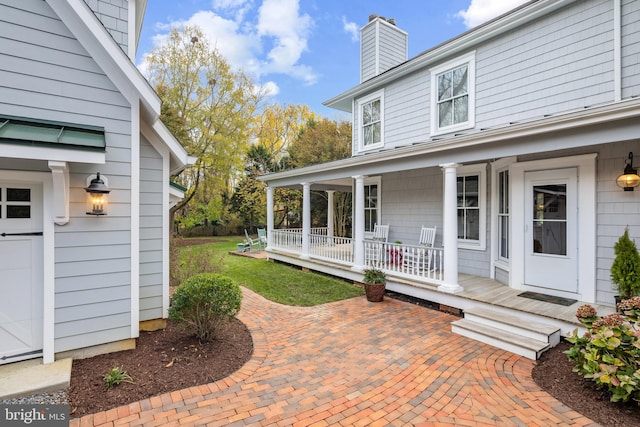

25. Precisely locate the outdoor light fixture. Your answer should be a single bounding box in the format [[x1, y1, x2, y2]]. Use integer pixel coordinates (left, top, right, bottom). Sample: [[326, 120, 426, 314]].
[[85, 173, 110, 215], [616, 152, 640, 191]]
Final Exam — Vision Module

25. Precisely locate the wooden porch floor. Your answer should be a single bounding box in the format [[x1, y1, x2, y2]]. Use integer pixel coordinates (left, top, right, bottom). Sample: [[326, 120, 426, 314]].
[[452, 274, 614, 326], [267, 248, 615, 328]]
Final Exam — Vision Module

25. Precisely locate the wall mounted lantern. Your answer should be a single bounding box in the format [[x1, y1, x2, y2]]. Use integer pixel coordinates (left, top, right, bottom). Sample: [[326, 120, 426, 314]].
[[616, 152, 640, 191], [85, 173, 110, 215]]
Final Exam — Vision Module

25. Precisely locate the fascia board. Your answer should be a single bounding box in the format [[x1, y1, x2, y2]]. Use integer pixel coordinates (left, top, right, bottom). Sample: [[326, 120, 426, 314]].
[[260, 98, 640, 184], [150, 120, 192, 174], [46, 0, 160, 120], [324, 0, 575, 112]]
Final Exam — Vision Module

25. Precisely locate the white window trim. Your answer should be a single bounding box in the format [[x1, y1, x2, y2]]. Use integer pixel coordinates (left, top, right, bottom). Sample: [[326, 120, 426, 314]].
[[430, 51, 476, 136], [490, 157, 516, 278], [357, 90, 385, 152], [363, 176, 381, 237], [457, 163, 486, 251]]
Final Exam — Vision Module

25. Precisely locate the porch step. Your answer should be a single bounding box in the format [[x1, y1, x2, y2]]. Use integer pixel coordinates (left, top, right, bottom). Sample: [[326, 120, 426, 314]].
[[451, 307, 561, 360]]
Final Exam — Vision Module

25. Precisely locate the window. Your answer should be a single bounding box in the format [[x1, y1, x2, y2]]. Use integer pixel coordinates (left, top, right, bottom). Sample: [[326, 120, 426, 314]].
[[457, 175, 479, 241], [430, 52, 475, 135], [455, 164, 486, 250], [498, 170, 509, 260], [364, 183, 378, 232], [0, 187, 32, 219], [357, 90, 384, 151]]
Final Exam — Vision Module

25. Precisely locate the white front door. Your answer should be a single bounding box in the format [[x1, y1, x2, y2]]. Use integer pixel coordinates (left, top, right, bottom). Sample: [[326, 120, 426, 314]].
[[0, 182, 44, 364], [524, 168, 578, 293]]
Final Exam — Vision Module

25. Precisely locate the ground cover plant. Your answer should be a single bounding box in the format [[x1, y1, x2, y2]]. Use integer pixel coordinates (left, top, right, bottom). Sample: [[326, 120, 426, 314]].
[[565, 299, 640, 404]]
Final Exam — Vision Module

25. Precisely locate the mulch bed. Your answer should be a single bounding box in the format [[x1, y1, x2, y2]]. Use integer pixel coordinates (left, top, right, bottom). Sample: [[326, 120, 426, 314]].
[[532, 340, 640, 427], [68, 318, 253, 418]]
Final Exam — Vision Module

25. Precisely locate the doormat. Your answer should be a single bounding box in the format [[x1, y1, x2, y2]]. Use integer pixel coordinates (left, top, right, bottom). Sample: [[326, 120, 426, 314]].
[[517, 291, 577, 306]]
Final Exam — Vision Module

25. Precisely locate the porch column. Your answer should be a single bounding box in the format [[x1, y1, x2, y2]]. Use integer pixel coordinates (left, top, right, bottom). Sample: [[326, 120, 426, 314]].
[[265, 186, 274, 250], [301, 182, 311, 259], [352, 175, 365, 271], [439, 163, 464, 293], [326, 190, 335, 244]]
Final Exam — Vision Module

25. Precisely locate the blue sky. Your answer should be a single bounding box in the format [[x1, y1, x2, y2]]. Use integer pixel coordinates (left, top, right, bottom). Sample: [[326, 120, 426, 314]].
[[137, 0, 528, 117]]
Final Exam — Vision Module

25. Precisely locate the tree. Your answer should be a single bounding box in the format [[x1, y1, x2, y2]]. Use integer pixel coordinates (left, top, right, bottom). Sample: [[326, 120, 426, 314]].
[[287, 117, 352, 167], [255, 104, 315, 165], [144, 25, 264, 227], [284, 118, 353, 235]]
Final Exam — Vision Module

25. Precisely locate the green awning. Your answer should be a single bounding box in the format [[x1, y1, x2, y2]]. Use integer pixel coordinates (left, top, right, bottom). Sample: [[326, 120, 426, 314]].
[[0, 115, 105, 151], [170, 181, 188, 192]]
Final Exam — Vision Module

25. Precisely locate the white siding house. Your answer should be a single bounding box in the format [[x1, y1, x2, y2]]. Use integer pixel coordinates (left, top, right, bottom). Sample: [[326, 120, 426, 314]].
[[0, 0, 190, 365], [259, 0, 640, 358]]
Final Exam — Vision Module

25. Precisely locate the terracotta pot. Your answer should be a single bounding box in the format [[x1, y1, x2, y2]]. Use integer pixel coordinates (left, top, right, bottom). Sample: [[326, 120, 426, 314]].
[[364, 282, 386, 302]]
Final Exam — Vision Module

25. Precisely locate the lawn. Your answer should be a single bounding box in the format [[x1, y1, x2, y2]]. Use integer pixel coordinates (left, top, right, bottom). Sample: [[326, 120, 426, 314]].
[[175, 236, 364, 306]]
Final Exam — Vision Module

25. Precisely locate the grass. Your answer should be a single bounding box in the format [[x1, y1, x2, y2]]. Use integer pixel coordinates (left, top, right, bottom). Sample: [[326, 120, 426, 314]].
[[175, 236, 364, 306]]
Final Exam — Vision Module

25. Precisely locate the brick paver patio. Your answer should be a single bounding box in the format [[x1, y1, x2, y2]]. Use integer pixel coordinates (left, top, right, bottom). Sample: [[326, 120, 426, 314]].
[[70, 288, 597, 426]]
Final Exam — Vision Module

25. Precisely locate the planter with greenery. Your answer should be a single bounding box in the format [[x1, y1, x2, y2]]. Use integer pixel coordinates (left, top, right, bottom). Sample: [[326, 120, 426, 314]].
[[362, 268, 386, 302], [611, 227, 640, 305]]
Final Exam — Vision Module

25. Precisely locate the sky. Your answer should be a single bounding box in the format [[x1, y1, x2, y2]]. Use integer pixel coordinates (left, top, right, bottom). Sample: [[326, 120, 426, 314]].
[[136, 0, 529, 117]]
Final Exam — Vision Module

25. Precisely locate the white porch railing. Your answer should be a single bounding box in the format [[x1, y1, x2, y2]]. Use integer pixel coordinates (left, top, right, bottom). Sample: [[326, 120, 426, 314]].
[[309, 233, 353, 265], [364, 241, 444, 281], [278, 227, 328, 235], [271, 229, 302, 252], [270, 229, 444, 282]]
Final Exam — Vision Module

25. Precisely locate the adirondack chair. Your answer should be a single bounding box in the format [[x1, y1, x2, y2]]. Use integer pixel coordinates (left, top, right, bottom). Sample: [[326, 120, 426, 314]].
[[244, 229, 262, 252], [404, 226, 437, 272], [365, 224, 389, 265], [257, 228, 267, 248]]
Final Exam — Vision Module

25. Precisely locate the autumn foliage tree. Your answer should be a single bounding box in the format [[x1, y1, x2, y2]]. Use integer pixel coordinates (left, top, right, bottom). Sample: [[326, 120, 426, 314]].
[[143, 25, 264, 228]]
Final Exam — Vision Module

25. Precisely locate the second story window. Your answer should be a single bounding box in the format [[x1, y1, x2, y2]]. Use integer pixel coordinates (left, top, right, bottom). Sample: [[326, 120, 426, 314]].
[[438, 65, 468, 128], [430, 51, 475, 136], [362, 99, 381, 146], [357, 90, 384, 151]]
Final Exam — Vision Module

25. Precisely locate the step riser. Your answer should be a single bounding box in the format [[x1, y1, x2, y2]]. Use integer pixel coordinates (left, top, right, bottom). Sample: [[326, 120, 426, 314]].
[[452, 324, 542, 360], [465, 313, 558, 344]]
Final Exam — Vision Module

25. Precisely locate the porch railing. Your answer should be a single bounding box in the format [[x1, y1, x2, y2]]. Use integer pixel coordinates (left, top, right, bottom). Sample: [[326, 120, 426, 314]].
[[270, 229, 444, 282], [364, 241, 444, 281], [309, 233, 353, 265], [271, 229, 302, 251]]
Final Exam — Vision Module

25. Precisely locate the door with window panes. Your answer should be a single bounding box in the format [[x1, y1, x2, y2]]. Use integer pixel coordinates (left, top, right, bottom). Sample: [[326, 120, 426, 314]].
[[0, 182, 44, 364], [524, 169, 578, 292]]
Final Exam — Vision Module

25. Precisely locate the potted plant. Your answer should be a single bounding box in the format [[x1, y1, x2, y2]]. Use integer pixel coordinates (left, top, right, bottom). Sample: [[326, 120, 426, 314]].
[[611, 227, 640, 306], [362, 267, 386, 302]]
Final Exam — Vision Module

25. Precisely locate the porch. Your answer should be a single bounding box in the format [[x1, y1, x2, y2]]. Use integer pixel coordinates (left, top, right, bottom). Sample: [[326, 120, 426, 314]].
[[266, 228, 614, 337]]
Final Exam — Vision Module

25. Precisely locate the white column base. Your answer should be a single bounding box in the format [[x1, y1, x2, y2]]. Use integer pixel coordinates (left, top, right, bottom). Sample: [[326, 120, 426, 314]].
[[438, 283, 464, 294]]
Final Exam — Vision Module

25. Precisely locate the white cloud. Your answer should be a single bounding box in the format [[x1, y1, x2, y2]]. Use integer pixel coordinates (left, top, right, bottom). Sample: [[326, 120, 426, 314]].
[[342, 16, 358, 43], [456, 0, 529, 29], [256, 0, 317, 84], [140, 0, 316, 91]]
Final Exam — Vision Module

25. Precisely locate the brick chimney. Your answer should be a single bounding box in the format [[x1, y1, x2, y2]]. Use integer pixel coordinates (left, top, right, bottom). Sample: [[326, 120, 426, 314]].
[[360, 15, 408, 83]]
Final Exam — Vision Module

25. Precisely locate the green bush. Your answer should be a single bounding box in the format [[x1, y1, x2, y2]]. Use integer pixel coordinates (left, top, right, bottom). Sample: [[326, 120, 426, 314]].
[[565, 300, 640, 404], [611, 228, 640, 299], [169, 273, 242, 341], [170, 236, 224, 287]]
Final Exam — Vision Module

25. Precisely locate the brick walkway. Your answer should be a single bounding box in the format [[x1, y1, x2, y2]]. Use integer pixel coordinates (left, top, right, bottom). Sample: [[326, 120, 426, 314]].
[[70, 289, 597, 426]]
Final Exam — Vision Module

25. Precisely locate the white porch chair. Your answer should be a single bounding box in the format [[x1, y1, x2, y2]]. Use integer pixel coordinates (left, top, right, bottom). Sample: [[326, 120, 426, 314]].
[[405, 226, 437, 271], [365, 224, 389, 265]]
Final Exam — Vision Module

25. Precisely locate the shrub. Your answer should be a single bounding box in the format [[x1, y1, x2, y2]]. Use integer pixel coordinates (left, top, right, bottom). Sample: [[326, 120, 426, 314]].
[[169, 273, 242, 341], [565, 302, 640, 404], [611, 228, 640, 299], [170, 236, 223, 288]]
